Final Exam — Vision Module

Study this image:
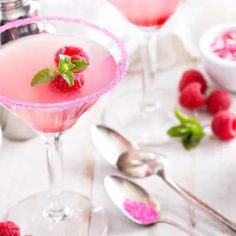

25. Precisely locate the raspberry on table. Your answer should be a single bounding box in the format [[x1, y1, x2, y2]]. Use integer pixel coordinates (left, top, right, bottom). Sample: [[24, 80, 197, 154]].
[[0, 221, 20, 236], [179, 82, 206, 109], [179, 69, 207, 93], [206, 89, 231, 115], [54, 46, 89, 67], [211, 110, 236, 140], [50, 73, 84, 93]]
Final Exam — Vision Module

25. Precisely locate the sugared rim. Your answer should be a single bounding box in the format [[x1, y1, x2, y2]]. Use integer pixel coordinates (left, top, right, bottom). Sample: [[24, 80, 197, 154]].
[[0, 16, 128, 110], [199, 22, 236, 67]]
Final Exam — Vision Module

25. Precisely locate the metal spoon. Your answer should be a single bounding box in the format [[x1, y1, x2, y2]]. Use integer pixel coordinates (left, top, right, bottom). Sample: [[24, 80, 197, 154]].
[[91, 125, 236, 234], [117, 149, 236, 233], [90, 124, 136, 167], [104, 175, 193, 235]]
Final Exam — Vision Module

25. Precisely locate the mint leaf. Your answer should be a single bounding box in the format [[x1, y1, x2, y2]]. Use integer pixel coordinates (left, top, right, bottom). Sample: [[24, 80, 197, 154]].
[[58, 54, 89, 74], [167, 109, 205, 150], [58, 54, 89, 87], [182, 132, 203, 150], [175, 109, 189, 124], [31, 68, 57, 86], [58, 54, 73, 74], [61, 71, 74, 87], [167, 125, 189, 137], [71, 60, 89, 72], [185, 120, 205, 138]]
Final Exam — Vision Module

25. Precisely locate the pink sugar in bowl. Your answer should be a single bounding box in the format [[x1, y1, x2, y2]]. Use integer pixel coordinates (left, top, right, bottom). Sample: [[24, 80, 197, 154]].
[[200, 22, 236, 92]]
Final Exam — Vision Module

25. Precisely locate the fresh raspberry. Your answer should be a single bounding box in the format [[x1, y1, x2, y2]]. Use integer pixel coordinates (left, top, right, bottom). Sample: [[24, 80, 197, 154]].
[[0, 221, 20, 236], [179, 82, 206, 109], [54, 46, 89, 68], [206, 89, 232, 115], [211, 111, 236, 140], [50, 73, 84, 93], [179, 69, 207, 93]]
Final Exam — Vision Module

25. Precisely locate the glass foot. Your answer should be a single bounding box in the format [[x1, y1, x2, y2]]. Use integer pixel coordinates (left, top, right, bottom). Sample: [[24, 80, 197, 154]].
[[104, 89, 178, 146], [8, 192, 107, 236]]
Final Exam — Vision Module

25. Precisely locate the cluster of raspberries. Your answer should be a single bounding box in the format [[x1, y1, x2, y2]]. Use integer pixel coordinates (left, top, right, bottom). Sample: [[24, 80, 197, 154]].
[[179, 69, 234, 141]]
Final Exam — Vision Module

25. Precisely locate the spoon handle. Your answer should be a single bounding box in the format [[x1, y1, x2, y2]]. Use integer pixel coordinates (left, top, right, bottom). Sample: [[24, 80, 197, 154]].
[[162, 175, 236, 234], [158, 218, 197, 235]]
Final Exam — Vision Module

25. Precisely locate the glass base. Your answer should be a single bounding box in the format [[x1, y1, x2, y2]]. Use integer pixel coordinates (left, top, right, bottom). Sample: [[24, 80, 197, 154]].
[[104, 89, 177, 146], [8, 191, 107, 236]]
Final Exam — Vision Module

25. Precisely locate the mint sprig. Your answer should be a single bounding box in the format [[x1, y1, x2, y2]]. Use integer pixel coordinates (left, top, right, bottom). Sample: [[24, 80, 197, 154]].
[[58, 54, 89, 73], [30, 68, 58, 86], [167, 109, 205, 150], [31, 53, 89, 87]]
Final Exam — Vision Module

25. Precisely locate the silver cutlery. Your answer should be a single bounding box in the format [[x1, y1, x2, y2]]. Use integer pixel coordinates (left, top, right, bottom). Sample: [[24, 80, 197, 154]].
[[91, 124, 236, 234]]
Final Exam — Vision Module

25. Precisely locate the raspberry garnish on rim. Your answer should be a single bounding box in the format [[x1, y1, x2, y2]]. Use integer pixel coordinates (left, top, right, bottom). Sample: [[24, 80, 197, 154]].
[[31, 46, 89, 93]]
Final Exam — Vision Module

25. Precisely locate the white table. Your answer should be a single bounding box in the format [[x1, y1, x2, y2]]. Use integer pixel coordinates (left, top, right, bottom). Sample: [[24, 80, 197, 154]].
[[0, 62, 235, 236], [92, 63, 236, 236], [0, 0, 235, 234]]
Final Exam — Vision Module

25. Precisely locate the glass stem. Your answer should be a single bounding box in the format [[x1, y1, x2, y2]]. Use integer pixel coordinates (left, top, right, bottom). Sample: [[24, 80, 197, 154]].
[[140, 32, 157, 112], [45, 133, 67, 222]]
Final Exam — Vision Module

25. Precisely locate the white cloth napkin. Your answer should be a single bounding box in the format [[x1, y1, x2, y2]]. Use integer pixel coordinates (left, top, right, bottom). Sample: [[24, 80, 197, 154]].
[[95, 0, 236, 68]]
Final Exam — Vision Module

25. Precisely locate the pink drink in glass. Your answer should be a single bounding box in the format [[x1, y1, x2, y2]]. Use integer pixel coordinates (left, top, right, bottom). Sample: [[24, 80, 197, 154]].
[[0, 16, 127, 235], [104, 0, 184, 146], [109, 0, 180, 27], [0, 33, 117, 133]]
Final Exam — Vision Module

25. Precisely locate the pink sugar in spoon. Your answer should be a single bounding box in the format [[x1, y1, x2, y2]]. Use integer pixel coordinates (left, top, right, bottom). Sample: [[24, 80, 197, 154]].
[[104, 175, 193, 234], [117, 149, 236, 235]]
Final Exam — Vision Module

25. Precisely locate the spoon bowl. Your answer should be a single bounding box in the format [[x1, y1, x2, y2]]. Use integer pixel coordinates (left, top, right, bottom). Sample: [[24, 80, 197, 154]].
[[117, 149, 167, 178], [104, 175, 193, 234], [90, 124, 134, 167], [104, 175, 160, 225]]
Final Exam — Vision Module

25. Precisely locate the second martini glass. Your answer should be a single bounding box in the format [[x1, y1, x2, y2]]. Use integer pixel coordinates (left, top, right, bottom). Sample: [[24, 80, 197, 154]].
[[0, 16, 127, 235], [105, 0, 182, 146]]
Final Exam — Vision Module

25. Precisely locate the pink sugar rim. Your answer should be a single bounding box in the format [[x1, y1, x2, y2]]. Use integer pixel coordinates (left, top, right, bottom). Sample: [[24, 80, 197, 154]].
[[0, 16, 128, 110]]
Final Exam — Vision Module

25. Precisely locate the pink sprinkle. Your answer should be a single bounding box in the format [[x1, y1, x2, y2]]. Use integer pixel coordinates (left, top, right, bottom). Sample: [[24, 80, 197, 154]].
[[211, 30, 236, 61], [123, 199, 159, 225]]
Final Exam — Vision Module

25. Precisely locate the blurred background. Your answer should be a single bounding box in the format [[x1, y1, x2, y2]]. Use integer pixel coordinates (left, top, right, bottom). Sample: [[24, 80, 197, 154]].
[[39, 0, 236, 68]]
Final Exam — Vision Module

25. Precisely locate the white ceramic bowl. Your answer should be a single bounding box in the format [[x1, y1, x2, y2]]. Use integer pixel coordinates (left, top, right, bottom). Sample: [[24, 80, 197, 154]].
[[199, 22, 236, 92]]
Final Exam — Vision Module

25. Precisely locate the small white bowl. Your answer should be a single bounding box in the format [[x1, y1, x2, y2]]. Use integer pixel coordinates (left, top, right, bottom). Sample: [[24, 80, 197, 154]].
[[199, 22, 236, 92]]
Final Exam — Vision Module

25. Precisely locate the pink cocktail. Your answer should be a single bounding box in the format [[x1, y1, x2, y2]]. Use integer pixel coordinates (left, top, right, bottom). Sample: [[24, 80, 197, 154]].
[[0, 33, 117, 133], [105, 0, 183, 145], [109, 0, 180, 27], [0, 17, 127, 235]]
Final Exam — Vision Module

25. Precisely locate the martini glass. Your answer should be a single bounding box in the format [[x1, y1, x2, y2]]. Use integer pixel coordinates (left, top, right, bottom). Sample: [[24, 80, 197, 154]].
[[104, 0, 183, 146], [0, 16, 127, 235]]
